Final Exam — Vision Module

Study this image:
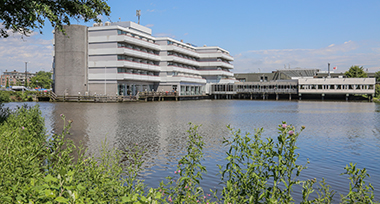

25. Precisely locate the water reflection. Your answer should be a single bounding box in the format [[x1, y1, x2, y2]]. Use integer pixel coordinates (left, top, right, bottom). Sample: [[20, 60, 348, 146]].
[[4, 100, 380, 201]]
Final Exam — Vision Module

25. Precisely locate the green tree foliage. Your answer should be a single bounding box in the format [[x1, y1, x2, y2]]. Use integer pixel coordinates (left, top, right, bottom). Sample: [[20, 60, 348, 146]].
[[345, 65, 368, 78], [375, 71, 380, 82], [5, 78, 9, 88], [30, 71, 53, 89], [375, 84, 380, 98], [0, 91, 33, 102], [0, 91, 11, 102], [0, 0, 110, 38]]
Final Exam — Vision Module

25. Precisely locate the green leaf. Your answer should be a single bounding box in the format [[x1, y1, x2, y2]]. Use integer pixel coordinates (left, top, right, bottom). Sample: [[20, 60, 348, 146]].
[[55, 196, 69, 203], [44, 174, 57, 183], [155, 192, 162, 200], [44, 189, 55, 198]]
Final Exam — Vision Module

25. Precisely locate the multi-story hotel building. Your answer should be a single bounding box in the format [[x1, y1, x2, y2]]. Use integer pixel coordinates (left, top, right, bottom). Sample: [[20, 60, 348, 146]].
[[53, 21, 235, 97], [0, 70, 35, 87]]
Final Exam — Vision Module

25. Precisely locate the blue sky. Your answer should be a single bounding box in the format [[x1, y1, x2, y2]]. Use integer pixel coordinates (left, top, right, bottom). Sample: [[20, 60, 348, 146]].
[[1, 0, 380, 73]]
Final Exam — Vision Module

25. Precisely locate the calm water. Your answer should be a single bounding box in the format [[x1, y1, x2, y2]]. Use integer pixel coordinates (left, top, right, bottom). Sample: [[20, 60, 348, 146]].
[[5, 100, 380, 201]]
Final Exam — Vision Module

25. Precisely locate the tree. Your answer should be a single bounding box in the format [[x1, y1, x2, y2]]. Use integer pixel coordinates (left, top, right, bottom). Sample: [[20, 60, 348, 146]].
[[345, 65, 368, 78], [0, 0, 110, 38], [375, 71, 380, 82], [5, 78, 9, 88], [376, 84, 380, 98], [30, 71, 53, 89]]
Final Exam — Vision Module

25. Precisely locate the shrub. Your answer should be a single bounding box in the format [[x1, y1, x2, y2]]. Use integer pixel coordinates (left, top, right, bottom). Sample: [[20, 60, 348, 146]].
[[0, 107, 147, 203], [0, 91, 10, 102], [375, 84, 380, 98]]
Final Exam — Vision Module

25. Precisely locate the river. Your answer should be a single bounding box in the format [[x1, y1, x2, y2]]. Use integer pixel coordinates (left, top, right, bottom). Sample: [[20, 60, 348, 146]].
[[4, 100, 380, 201]]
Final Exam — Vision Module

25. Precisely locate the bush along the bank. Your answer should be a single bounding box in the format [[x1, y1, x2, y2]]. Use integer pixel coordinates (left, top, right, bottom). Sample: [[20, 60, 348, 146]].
[[0, 90, 34, 102], [0, 106, 147, 203], [375, 84, 380, 102], [0, 105, 378, 203]]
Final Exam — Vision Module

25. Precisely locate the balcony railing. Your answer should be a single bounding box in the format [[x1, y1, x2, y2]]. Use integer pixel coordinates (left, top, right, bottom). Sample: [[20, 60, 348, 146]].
[[117, 59, 159, 67], [118, 34, 159, 45], [118, 46, 159, 56]]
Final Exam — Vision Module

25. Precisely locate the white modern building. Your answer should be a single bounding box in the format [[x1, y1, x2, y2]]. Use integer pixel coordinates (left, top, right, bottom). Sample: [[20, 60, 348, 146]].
[[53, 21, 235, 97]]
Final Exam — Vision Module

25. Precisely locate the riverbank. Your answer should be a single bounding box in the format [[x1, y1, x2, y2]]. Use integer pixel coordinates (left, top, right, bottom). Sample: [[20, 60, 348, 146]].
[[0, 90, 34, 102]]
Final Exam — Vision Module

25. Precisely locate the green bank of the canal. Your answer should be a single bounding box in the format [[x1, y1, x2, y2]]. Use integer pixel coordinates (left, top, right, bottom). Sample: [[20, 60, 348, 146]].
[[3, 100, 380, 201], [0, 90, 35, 102]]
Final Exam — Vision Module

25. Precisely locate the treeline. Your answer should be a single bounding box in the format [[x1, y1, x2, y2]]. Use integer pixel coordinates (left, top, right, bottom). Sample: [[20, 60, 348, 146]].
[[0, 104, 378, 203]]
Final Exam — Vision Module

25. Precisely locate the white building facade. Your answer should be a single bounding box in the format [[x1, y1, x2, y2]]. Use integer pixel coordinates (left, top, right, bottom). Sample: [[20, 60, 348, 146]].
[[53, 21, 235, 97]]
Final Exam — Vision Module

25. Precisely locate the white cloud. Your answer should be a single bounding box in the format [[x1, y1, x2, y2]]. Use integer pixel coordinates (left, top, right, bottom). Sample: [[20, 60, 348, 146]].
[[145, 24, 154, 28], [146, 9, 166, 13], [0, 33, 53, 74], [233, 40, 380, 73]]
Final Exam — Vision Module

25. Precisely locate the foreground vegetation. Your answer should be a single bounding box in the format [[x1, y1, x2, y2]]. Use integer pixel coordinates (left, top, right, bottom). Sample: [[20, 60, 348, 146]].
[[0, 104, 378, 203], [375, 84, 380, 103], [0, 90, 34, 102]]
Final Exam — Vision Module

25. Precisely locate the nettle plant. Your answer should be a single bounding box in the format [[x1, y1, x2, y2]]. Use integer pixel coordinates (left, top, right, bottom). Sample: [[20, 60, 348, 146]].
[[217, 122, 308, 203], [159, 123, 212, 204]]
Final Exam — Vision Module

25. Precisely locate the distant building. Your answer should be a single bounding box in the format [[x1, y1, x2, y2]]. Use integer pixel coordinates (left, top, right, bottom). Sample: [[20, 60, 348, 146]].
[[0, 70, 35, 87], [53, 21, 235, 96], [229, 68, 376, 100], [235, 69, 322, 82], [235, 68, 378, 82]]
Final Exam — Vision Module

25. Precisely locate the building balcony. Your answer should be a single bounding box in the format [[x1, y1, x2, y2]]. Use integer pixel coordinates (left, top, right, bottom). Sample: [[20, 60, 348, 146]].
[[198, 52, 234, 61], [118, 35, 161, 50], [88, 35, 161, 51], [198, 61, 234, 69], [161, 45, 200, 58], [162, 75, 206, 84], [162, 56, 199, 67], [89, 48, 161, 61], [198, 69, 234, 77], [89, 73, 161, 82], [88, 60, 161, 72], [170, 66, 200, 75], [121, 48, 161, 61]]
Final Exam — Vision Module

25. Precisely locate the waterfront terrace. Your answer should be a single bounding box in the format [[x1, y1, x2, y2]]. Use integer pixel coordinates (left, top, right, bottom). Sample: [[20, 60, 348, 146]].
[[210, 77, 375, 101]]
